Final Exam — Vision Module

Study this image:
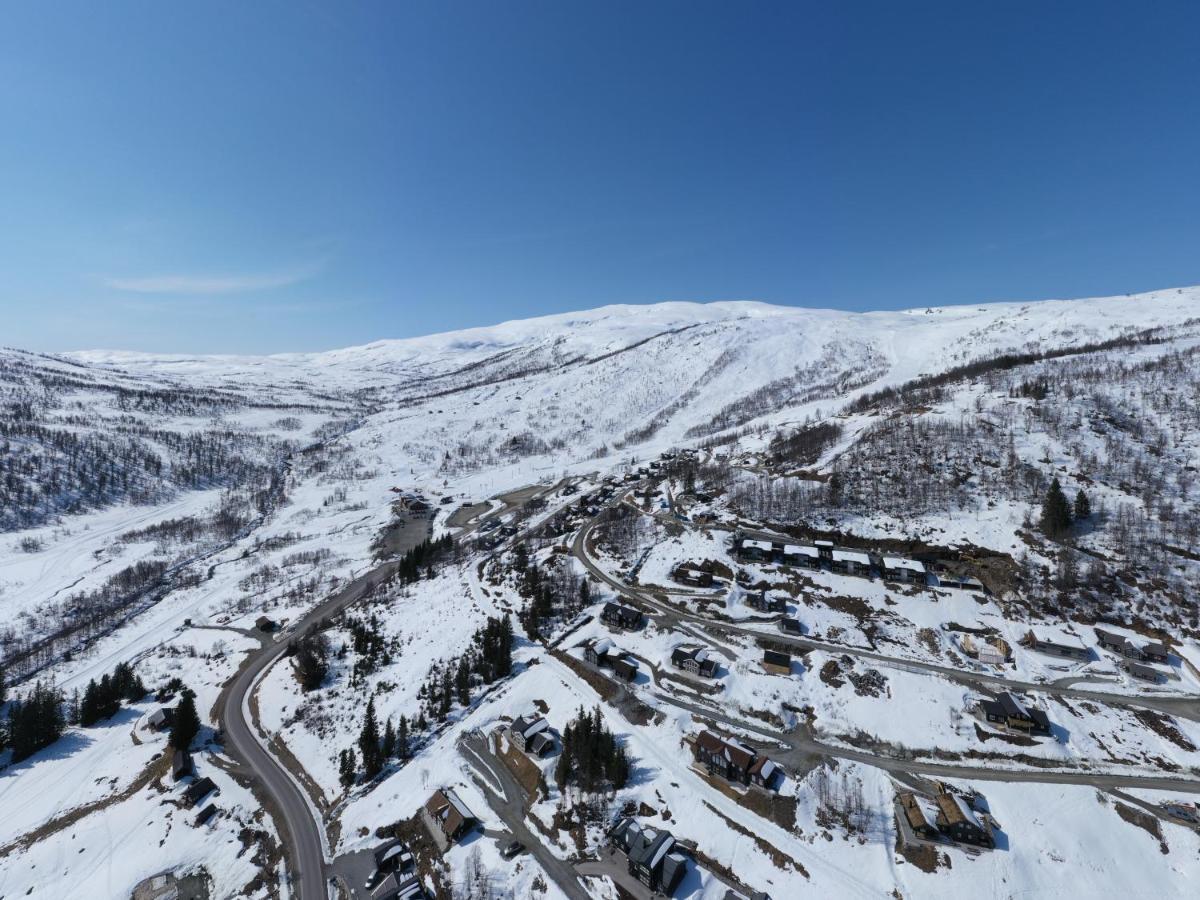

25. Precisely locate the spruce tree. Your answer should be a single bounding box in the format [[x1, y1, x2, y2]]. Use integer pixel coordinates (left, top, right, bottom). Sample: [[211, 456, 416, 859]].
[[1040, 477, 1073, 538], [170, 689, 201, 751], [359, 697, 382, 776], [1074, 489, 1091, 522], [338, 748, 357, 788], [80, 679, 102, 727], [382, 718, 397, 759]]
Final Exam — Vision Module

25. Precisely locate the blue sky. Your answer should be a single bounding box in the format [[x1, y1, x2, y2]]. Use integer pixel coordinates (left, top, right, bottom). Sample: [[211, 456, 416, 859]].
[[3, 1, 1199, 353]]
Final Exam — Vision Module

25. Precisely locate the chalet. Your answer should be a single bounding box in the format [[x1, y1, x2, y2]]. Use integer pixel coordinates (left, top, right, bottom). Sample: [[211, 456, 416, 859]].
[[147, 707, 174, 731], [194, 804, 218, 827], [777, 617, 803, 636], [896, 792, 939, 840], [761, 649, 792, 676], [880, 556, 926, 584], [671, 645, 719, 678], [583, 636, 614, 667], [1142, 642, 1170, 664], [693, 730, 782, 789], [1095, 628, 1142, 658], [172, 750, 193, 781], [747, 591, 787, 614], [183, 776, 218, 808], [672, 563, 714, 587], [737, 538, 773, 562], [601, 602, 643, 631], [255, 616, 276, 633], [510, 714, 553, 756], [830, 549, 871, 577], [611, 656, 639, 683], [1123, 660, 1166, 684], [980, 692, 1051, 736], [1020, 630, 1090, 661], [424, 788, 477, 843], [609, 818, 688, 895], [934, 793, 993, 848], [780, 544, 820, 569]]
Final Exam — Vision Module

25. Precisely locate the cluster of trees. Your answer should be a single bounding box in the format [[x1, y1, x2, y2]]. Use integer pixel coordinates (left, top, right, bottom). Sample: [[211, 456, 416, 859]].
[[392, 533, 455, 579], [554, 706, 630, 794], [3, 680, 64, 763], [340, 696, 415, 785], [79, 661, 146, 726], [512, 544, 591, 641], [1039, 477, 1092, 539], [415, 614, 514, 724], [769, 421, 843, 468], [344, 612, 395, 685], [291, 632, 330, 692]]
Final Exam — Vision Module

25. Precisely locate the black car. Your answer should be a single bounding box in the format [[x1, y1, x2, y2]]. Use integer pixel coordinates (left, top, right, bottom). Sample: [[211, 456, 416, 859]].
[[500, 840, 526, 859]]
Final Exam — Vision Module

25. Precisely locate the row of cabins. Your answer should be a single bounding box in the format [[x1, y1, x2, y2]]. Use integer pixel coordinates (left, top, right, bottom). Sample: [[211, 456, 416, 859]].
[[1095, 628, 1170, 664], [692, 730, 783, 791], [1019, 630, 1090, 661], [734, 535, 928, 583], [510, 713, 556, 758], [1023, 629, 1172, 681], [608, 817, 689, 895], [584, 637, 640, 682], [979, 692, 1052, 736], [898, 790, 994, 848]]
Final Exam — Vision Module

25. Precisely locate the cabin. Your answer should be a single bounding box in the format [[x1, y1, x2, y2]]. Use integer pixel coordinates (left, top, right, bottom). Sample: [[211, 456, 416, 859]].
[[1020, 630, 1090, 661], [611, 656, 639, 683], [424, 788, 477, 844], [147, 707, 174, 732], [172, 750, 193, 781], [1142, 642, 1170, 664], [737, 537, 773, 562], [896, 792, 939, 839], [981, 692, 1051, 735], [830, 549, 871, 577], [183, 776, 218, 808], [761, 649, 792, 675], [373, 838, 415, 874], [693, 731, 782, 789], [880, 556, 926, 584], [255, 616, 276, 633], [672, 563, 714, 587], [510, 714, 553, 756], [934, 793, 993, 848], [583, 636, 614, 667], [671, 645, 719, 678], [780, 544, 820, 569], [601, 602, 643, 631], [1123, 660, 1166, 683], [609, 818, 688, 895], [194, 804, 218, 827], [1095, 628, 1142, 659], [747, 591, 787, 614], [777, 617, 803, 636]]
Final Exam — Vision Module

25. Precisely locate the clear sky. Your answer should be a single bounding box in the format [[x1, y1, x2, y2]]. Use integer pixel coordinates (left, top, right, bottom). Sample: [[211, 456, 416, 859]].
[[3, 1, 1199, 353]]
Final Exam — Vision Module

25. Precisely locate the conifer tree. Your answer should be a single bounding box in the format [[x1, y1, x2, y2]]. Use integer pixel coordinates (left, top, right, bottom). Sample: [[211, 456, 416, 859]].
[[169, 689, 201, 751], [1040, 477, 1073, 538], [359, 697, 382, 777], [396, 715, 409, 759], [338, 748, 357, 788], [382, 718, 397, 759], [1074, 489, 1091, 522]]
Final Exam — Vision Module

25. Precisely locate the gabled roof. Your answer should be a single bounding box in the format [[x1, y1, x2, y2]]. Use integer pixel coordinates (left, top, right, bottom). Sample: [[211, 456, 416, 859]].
[[782, 544, 819, 558], [936, 793, 983, 830], [1094, 627, 1132, 648], [741, 539, 773, 552], [831, 549, 871, 565], [763, 649, 791, 667], [695, 730, 756, 771], [425, 788, 475, 836], [997, 692, 1031, 719], [881, 556, 925, 573], [512, 714, 550, 739]]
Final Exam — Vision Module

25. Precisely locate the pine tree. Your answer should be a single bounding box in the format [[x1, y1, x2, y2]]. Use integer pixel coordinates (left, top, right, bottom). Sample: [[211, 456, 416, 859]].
[[1040, 477, 1073, 538], [455, 657, 471, 707], [79, 679, 102, 726], [170, 689, 201, 751], [359, 697, 382, 777], [338, 748, 357, 788], [396, 715, 409, 759], [382, 718, 397, 759], [1074, 489, 1091, 522]]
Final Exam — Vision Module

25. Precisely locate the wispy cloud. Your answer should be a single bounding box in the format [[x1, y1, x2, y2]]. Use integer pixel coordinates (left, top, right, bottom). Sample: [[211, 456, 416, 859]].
[[104, 261, 322, 295]]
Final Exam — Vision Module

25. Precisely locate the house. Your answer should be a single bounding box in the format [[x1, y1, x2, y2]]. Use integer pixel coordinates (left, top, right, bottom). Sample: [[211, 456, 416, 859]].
[[172, 750, 193, 781], [1020, 630, 1090, 661], [672, 563, 714, 587], [981, 692, 1051, 735], [1123, 660, 1166, 683], [1095, 628, 1143, 658], [373, 838, 415, 873], [584, 636, 614, 667], [693, 730, 782, 789], [761, 649, 792, 675], [609, 818, 688, 895], [747, 591, 788, 614], [934, 793, 993, 848], [611, 656, 639, 682], [194, 803, 218, 827], [255, 615, 276, 633], [671, 645, 719, 678], [600, 602, 643, 631], [737, 537, 773, 562], [183, 776, 218, 808], [780, 544, 820, 568], [776, 617, 803, 636], [880, 556, 926, 584], [424, 788, 477, 843], [147, 707, 174, 732], [896, 792, 939, 839], [830, 549, 871, 576], [1142, 642, 1170, 664], [510, 714, 553, 755]]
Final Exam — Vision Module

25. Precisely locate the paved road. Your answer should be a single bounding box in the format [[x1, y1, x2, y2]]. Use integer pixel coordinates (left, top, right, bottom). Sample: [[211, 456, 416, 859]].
[[458, 733, 592, 900], [571, 510, 1200, 724]]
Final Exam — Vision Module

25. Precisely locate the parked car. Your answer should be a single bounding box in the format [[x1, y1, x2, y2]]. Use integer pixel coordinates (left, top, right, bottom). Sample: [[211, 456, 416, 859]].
[[501, 840, 526, 859]]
